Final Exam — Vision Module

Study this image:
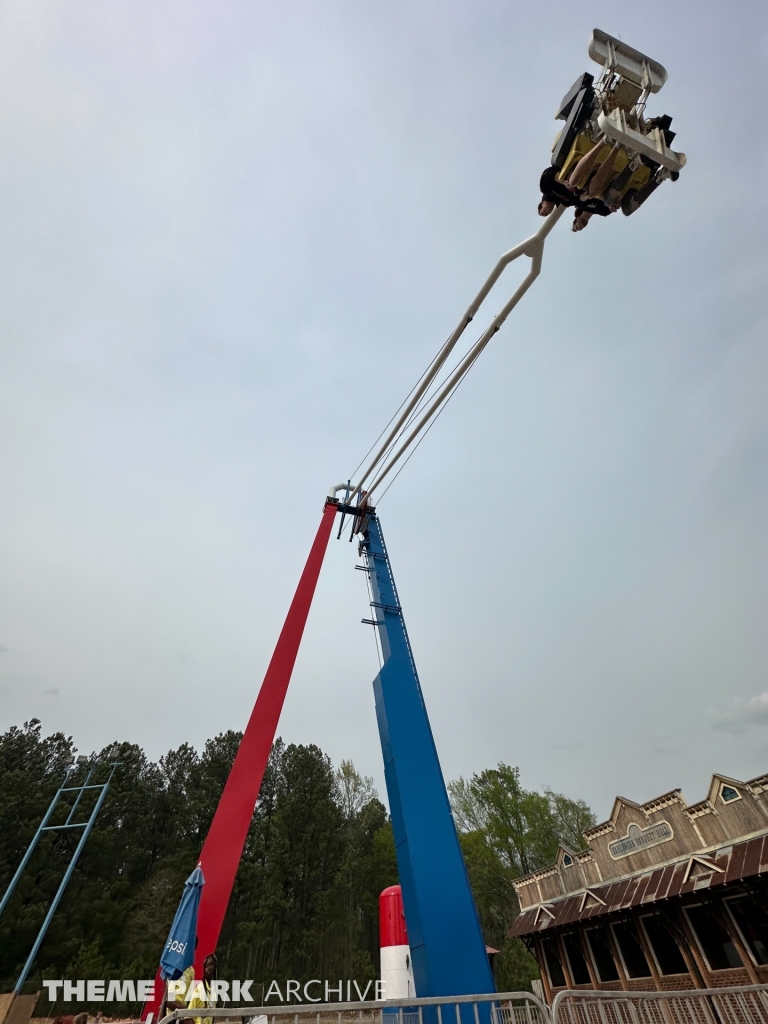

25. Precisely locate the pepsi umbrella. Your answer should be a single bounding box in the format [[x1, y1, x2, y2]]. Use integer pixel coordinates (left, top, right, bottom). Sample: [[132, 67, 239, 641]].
[[159, 865, 205, 980]]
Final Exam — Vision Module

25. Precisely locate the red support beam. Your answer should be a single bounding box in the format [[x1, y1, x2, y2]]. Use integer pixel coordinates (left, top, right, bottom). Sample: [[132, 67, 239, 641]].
[[145, 500, 338, 1020]]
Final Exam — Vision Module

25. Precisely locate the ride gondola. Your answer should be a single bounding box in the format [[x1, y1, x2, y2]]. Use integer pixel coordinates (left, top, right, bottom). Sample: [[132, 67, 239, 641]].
[[541, 29, 686, 230]]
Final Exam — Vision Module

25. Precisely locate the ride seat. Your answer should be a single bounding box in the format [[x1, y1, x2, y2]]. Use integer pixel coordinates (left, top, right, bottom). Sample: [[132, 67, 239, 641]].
[[556, 131, 651, 199]]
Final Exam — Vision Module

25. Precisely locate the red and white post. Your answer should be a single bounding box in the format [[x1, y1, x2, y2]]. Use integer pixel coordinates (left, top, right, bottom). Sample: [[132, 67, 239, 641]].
[[379, 885, 415, 1000]]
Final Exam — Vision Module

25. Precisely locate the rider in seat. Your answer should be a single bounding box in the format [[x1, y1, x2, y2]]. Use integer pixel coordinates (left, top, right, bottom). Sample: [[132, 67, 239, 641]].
[[537, 30, 685, 230]]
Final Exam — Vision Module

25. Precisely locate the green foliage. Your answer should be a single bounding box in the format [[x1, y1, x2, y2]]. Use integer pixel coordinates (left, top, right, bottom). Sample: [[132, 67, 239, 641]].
[[0, 724, 594, 1006], [492, 938, 542, 993], [0, 723, 398, 1010], [449, 763, 596, 991]]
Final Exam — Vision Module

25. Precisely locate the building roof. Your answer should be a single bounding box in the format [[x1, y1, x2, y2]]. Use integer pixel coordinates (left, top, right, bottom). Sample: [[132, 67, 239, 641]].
[[508, 771, 768, 939], [509, 832, 768, 937]]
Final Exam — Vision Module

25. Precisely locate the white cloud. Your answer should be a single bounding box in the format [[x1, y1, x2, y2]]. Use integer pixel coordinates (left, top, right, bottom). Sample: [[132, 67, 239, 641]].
[[712, 693, 768, 734]]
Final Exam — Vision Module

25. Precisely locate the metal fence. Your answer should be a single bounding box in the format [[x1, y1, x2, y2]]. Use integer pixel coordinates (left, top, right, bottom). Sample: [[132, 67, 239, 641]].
[[551, 985, 768, 1024], [158, 991, 549, 1024], [157, 984, 768, 1024]]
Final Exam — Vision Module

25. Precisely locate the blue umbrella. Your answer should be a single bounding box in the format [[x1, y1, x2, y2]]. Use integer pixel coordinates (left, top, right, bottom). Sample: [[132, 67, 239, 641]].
[[159, 865, 205, 980]]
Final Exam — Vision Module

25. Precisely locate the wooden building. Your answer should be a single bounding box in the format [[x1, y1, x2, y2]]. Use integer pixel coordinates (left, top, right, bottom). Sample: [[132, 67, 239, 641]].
[[508, 772, 768, 1002]]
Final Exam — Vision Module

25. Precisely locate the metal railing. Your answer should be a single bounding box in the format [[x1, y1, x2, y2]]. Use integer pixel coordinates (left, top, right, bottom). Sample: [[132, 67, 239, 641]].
[[157, 983, 768, 1024], [551, 984, 768, 1024], [158, 991, 549, 1024]]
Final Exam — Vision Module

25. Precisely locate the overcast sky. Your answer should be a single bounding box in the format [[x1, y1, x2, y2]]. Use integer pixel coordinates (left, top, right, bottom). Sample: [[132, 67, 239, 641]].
[[1, 0, 767, 824]]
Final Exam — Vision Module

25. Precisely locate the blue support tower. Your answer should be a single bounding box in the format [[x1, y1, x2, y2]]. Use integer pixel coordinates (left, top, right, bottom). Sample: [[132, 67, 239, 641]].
[[360, 511, 495, 999]]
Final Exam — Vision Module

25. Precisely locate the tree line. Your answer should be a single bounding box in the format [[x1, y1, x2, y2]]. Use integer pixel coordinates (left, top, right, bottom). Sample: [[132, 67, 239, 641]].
[[0, 720, 595, 1011]]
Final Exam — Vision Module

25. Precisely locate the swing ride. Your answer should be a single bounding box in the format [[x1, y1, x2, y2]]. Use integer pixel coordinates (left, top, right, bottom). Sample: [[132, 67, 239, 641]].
[[139, 26, 688, 1016]]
